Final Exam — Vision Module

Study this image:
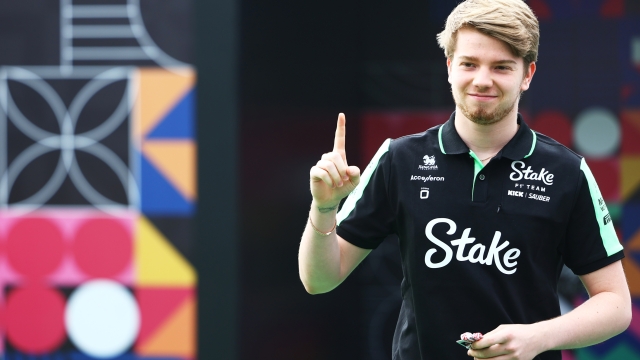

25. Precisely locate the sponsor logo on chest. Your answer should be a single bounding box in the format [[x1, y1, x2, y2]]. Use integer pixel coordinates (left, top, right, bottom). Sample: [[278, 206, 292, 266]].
[[418, 155, 438, 170], [424, 218, 520, 275], [507, 189, 551, 202], [509, 161, 554, 185], [411, 175, 445, 182], [509, 161, 554, 202]]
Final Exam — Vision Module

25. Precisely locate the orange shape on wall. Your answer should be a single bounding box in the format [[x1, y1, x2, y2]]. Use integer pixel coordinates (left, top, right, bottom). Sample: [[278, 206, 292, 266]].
[[622, 156, 640, 201], [623, 256, 640, 297], [136, 295, 196, 358], [142, 140, 197, 201], [135, 288, 194, 346], [627, 230, 640, 251], [135, 68, 195, 139]]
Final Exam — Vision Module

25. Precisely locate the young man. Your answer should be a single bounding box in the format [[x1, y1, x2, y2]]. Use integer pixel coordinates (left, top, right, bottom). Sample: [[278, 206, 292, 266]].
[[298, 0, 631, 359]]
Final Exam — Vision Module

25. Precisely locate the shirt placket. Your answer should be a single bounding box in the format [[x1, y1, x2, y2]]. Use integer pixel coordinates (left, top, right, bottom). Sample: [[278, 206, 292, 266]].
[[469, 150, 489, 202]]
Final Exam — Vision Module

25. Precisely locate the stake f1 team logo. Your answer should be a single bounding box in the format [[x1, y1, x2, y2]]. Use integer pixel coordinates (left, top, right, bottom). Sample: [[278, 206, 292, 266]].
[[509, 161, 554, 185], [419, 155, 438, 170]]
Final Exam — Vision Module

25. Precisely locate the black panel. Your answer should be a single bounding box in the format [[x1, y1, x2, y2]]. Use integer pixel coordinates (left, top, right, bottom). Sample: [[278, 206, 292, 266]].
[[196, 0, 239, 359]]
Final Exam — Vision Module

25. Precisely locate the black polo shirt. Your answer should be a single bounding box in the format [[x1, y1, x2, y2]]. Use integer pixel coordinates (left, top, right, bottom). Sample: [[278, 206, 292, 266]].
[[336, 113, 624, 360]]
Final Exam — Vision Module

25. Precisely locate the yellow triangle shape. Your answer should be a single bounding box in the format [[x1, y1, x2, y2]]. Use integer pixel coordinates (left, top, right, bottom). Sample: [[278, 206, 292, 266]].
[[136, 216, 197, 286], [137, 297, 196, 358], [621, 156, 640, 201], [142, 140, 196, 201], [135, 68, 195, 139]]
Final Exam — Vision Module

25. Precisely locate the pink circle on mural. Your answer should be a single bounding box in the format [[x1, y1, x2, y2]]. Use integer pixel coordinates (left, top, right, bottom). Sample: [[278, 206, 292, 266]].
[[7, 218, 65, 278], [6, 286, 66, 354], [73, 219, 131, 278], [530, 110, 573, 148]]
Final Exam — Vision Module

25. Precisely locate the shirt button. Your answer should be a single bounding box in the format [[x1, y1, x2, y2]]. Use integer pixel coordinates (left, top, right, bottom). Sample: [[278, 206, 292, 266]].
[[479, 174, 485, 180]]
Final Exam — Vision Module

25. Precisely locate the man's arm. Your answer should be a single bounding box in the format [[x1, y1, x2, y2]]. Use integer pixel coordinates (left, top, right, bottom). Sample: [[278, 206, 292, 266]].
[[298, 113, 371, 294], [298, 202, 371, 294], [468, 260, 631, 359]]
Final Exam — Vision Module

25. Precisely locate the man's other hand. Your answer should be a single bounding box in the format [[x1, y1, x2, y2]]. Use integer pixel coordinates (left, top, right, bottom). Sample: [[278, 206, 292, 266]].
[[467, 324, 544, 360]]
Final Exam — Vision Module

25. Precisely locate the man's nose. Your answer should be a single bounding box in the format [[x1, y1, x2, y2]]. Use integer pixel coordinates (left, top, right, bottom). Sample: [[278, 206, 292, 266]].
[[472, 67, 493, 89]]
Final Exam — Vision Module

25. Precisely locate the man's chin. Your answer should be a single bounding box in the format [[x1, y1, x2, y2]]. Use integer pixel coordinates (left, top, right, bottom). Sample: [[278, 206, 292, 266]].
[[469, 116, 501, 126], [462, 109, 501, 126], [459, 101, 516, 126]]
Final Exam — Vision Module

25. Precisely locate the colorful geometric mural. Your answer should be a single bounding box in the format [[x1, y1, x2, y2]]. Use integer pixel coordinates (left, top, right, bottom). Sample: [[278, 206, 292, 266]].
[[138, 69, 197, 216], [0, 0, 196, 359]]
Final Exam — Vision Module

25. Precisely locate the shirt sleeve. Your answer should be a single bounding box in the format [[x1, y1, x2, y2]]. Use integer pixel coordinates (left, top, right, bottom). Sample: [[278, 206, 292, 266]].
[[561, 158, 624, 275], [336, 139, 395, 249]]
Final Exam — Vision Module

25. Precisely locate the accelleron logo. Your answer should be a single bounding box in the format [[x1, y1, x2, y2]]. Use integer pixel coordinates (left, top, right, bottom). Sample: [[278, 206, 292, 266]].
[[411, 175, 444, 182]]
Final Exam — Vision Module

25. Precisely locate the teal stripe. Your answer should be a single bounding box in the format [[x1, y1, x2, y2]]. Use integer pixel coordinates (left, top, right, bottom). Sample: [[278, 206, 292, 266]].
[[580, 158, 623, 256], [438, 126, 446, 154], [469, 150, 484, 201], [524, 130, 536, 158], [337, 139, 391, 225]]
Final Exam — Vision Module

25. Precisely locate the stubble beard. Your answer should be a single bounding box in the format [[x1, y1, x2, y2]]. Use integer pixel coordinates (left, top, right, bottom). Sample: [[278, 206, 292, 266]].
[[455, 92, 519, 126]]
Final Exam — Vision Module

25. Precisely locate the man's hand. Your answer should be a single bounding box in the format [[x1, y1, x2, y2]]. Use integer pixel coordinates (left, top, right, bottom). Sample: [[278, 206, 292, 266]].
[[300, 113, 369, 294], [309, 113, 361, 212], [467, 324, 545, 360]]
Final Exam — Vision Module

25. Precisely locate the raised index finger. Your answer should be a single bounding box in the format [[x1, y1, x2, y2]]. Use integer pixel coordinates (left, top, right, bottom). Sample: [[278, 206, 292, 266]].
[[333, 113, 347, 160]]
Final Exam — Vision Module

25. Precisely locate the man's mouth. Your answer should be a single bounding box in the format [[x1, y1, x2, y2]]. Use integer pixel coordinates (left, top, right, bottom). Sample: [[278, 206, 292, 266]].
[[468, 94, 498, 101]]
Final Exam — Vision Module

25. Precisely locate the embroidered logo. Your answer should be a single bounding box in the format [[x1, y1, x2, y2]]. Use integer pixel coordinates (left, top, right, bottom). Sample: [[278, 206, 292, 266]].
[[424, 218, 520, 275], [420, 187, 429, 199], [507, 188, 551, 202], [411, 175, 444, 182], [419, 155, 438, 170], [509, 161, 554, 185], [424, 155, 435, 165]]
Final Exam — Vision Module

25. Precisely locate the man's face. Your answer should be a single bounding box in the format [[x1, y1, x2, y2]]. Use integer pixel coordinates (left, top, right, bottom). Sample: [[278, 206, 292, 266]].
[[447, 27, 536, 126]]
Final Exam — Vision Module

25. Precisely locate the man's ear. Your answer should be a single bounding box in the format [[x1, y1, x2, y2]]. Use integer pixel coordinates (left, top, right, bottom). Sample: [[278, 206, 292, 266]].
[[521, 62, 536, 91], [447, 57, 452, 83]]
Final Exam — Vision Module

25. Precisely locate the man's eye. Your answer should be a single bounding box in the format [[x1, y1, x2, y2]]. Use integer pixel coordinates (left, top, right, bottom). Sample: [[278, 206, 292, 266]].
[[461, 63, 475, 68], [496, 66, 511, 71]]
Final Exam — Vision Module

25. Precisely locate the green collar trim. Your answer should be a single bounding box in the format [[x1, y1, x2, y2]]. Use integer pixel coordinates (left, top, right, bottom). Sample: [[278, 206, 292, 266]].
[[524, 130, 537, 158], [438, 125, 446, 154]]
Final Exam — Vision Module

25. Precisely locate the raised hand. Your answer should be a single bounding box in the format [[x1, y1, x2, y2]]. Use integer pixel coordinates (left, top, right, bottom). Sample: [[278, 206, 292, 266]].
[[309, 113, 361, 212]]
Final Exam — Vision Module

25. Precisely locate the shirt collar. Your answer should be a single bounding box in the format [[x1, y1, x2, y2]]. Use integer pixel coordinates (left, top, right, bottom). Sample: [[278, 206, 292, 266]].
[[438, 112, 536, 160]]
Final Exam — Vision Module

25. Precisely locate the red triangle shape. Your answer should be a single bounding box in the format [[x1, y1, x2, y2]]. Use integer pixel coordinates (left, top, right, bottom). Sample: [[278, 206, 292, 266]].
[[584, 158, 619, 201], [135, 288, 194, 345], [600, 0, 624, 18], [622, 111, 640, 155], [528, 0, 552, 20]]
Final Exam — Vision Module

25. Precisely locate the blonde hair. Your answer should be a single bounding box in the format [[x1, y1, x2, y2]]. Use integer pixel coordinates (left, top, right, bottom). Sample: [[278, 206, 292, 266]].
[[437, 0, 539, 65]]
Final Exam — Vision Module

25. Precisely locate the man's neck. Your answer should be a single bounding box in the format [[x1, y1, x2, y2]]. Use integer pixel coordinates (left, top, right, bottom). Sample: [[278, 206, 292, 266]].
[[454, 109, 519, 159]]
